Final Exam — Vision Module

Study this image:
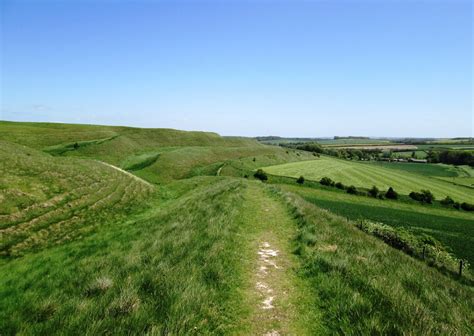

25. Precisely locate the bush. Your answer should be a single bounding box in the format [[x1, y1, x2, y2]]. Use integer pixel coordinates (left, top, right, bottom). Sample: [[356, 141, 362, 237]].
[[409, 190, 434, 204], [335, 182, 345, 190], [440, 196, 455, 206], [320, 177, 335, 187], [253, 169, 268, 181], [385, 187, 398, 199], [461, 202, 474, 211], [409, 191, 423, 202], [368, 185, 379, 198], [421, 190, 434, 204], [296, 176, 305, 184], [453, 202, 461, 210], [356, 220, 462, 273], [346, 185, 357, 194]]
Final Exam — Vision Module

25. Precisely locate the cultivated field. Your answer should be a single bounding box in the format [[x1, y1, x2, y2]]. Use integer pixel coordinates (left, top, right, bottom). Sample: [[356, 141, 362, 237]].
[[262, 156, 474, 202]]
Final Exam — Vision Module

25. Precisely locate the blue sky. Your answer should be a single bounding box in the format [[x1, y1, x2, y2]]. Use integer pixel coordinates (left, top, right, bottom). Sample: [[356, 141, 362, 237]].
[[1, 0, 472, 137]]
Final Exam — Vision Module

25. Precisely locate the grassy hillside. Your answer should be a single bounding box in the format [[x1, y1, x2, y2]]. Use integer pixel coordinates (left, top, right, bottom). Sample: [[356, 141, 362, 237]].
[[0, 177, 252, 334], [277, 189, 473, 335], [279, 183, 474, 265], [0, 121, 256, 154], [262, 156, 474, 202], [1, 121, 473, 335], [0, 141, 153, 257], [0, 121, 314, 184]]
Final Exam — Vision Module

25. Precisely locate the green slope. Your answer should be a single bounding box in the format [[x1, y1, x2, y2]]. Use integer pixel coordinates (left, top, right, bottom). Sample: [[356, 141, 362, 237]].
[[1, 121, 473, 335], [262, 155, 474, 202], [0, 140, 153, 256], [280, 184, 474, 265], [279, 190, 473, 334], [0, 121, 314, 184]]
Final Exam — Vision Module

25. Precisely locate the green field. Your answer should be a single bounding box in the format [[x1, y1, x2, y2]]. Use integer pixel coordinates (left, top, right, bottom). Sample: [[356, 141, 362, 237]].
[[279, 184, 474, 265], [416, 143, 474, 150], [262, 156, 474, 202], [1, 121, 473, 335], [316, 138, 392, 145], [393, 150, 428, 159]]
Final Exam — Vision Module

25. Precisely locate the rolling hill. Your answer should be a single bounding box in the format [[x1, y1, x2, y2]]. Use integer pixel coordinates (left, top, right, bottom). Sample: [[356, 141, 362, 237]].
[[1, 121, 473, 335], [262, 155, 474, 202]]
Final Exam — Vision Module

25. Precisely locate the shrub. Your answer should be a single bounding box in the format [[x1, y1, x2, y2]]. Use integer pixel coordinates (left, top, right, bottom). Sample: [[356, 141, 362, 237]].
[[421, 190, 434, 204], [335, 182, 345, 190], [356, 220, 463, 273], [320, 177, 335, 187], [296, 176, 305, 184], [453, 202, 461, 210], [409, 191, 423, 202], [253, 169, 268, 181], [409, 190, 434, 204], [440, 196, 455, 206], [385, 187, 398, 199], [368, 185, 379, 198], [461, 202, 474, 211], [346, 185, 357, 194]]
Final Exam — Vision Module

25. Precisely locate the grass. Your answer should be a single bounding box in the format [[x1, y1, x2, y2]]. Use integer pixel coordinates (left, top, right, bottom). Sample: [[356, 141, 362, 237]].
[[366, 161, 459, 177], [279, 184, 474, 265], [393, 150, 428, 159], [0, 121, 261, 166], [132, 146, 314, 184], [1, 121, 473, 335], [262, 155, 474, 202], [0, 141, 153, 256], [276, 189, 473, 335], [0, 177, 252, 334], [237, 183, 322, 334]]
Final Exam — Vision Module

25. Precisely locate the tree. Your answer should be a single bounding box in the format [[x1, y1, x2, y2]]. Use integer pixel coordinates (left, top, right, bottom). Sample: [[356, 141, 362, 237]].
[[411, 151, 416, 158], [440, 196, 454, 206], [420, 190, 434, 204], [320, 177, 335, 186], [73, 142, 79, 150], [385, 187, 398, 199], [296, 176, 305, 184], [368, 185, 379, 198], [346, 185, 357, 194], [409, 190, 434, 204], [461, 202, 474, 211], [335, 182, 345, 190], [254, 169, 268, 181]]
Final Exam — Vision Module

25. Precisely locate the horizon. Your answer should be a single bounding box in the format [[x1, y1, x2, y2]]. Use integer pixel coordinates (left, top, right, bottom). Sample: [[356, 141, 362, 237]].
[[1, 0, 473, 137], [2, 119, 473, 140]]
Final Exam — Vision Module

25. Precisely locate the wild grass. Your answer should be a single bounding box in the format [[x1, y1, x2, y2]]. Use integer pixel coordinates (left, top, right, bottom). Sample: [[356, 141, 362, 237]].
[[274, 188, 474, 335], [280, 184, 474, 265], [2, 121, 473, 335], [134, 146, 314, 183], [0, 177, 250, 335], [0, 141, 153, 256]]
